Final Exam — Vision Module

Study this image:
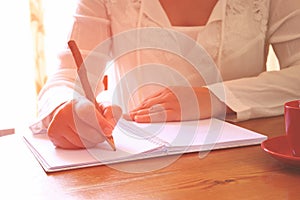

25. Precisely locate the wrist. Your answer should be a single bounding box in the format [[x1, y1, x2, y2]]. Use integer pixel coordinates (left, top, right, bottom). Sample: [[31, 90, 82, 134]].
[[194, 87, 227, 119]]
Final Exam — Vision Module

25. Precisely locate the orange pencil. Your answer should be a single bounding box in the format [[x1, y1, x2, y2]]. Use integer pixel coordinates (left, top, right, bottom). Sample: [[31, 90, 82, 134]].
[[68, 40, 116, 151]]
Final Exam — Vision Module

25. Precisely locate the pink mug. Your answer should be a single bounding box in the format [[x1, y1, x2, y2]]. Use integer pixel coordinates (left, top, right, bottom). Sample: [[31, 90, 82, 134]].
[[284, 100, 300, 157]]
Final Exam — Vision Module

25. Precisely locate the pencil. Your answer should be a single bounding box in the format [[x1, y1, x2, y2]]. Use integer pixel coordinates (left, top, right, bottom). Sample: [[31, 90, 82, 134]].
[[68, 40, 116, 151]]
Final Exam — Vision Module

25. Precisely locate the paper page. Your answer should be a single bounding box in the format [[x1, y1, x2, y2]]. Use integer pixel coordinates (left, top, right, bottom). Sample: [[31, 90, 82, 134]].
[[23, 123, 162, 172], [120, 118, 267, 153]]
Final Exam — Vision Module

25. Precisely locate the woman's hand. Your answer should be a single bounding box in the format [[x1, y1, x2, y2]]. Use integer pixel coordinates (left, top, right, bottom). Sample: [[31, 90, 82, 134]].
[[47, 98, 122, 149], [129, 86, 227, 123]]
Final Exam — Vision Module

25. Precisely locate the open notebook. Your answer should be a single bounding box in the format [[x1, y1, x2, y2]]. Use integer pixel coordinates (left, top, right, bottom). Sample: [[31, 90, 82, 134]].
[[23, 118, 267, 172]]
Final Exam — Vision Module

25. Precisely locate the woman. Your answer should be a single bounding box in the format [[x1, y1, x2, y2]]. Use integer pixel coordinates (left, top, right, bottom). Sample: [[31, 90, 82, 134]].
[[31, 0, 300, 149]]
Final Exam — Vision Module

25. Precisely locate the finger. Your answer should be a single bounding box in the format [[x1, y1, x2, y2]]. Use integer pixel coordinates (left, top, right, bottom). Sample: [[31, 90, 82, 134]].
[[48, 131, 79, 149], [48, 103, 99, 149], [130, 102, 172, 120], [132, 104, 179, 122], [74, 99, 114, 137], [61, 124, 99, 148], [50, 127, 98, 149], [130, 108, 148, 116], [69, 117, 107, 145], [129, 108, 148, 121], [57, 100, 106, 144], [122, 113, 133, 121], [103, 105, 122, 126], [130, 90, 168, 113], [141, 89, 166, 102], [133, 109, 178, 123], [130, 95, 166, 115]]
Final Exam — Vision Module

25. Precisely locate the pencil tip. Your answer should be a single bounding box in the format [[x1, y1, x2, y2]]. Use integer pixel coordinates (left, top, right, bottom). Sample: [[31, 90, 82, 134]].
[[108, 137, 116, 151]]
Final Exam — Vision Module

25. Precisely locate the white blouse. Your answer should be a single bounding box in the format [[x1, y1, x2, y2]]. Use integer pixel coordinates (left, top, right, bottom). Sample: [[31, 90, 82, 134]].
[[30, 0, 300, 133]]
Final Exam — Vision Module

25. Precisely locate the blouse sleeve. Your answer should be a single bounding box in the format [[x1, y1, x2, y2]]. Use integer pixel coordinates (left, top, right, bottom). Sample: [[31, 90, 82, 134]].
[[208, 0, 300, 122], [30, 0, 112, 133]]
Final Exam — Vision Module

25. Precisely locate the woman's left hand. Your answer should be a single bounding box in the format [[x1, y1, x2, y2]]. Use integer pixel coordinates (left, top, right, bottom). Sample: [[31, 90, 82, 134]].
[[129, 86, 223, 123]]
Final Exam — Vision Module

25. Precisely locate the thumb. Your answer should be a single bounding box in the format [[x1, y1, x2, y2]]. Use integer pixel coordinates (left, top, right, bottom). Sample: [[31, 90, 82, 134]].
[[103, 105, 122, 126]]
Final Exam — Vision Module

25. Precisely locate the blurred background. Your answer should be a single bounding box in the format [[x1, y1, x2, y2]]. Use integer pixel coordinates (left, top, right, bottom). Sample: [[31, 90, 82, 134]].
[[0, 0, 279, 133], [0, 0, 76, 131]]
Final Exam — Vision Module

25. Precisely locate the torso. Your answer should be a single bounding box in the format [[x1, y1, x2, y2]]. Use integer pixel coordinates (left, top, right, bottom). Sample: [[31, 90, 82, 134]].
[[159, 0, 218, 26]]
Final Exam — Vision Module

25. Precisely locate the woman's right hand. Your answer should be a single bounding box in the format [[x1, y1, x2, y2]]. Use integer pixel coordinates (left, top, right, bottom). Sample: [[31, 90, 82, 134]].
[[47, 98, 122, 149]]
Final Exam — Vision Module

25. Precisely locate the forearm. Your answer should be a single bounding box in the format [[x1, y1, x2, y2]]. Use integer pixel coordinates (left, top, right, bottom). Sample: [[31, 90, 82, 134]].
[[207, 64, 300, 121]]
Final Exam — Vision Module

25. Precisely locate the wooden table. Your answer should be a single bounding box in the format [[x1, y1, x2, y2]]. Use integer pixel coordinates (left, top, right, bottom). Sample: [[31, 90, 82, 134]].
[[1, 116, 300, 200]]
